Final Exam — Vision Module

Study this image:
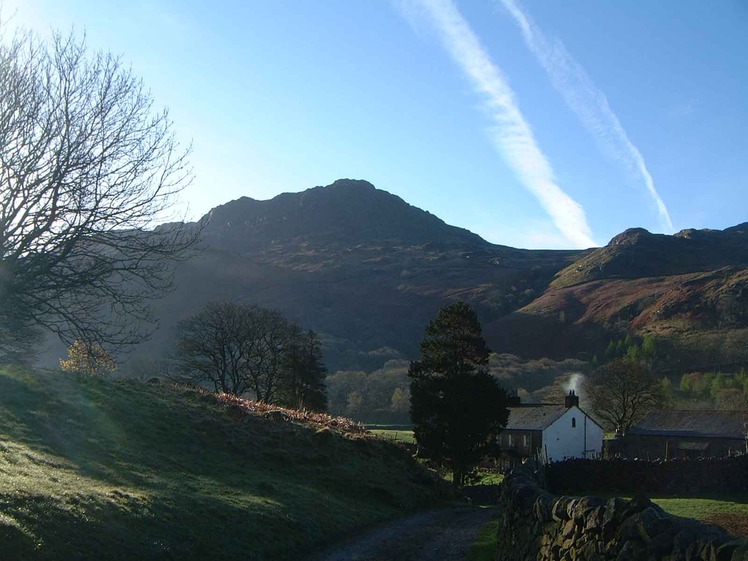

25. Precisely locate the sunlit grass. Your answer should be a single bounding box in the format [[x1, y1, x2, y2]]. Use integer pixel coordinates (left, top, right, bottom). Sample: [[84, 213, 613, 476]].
[[369, 428, 415, 443], [652, 496, 748, 519], [470, 471, 504, 485], [584, 492, 748, 538], [650, 497, 748, 537]]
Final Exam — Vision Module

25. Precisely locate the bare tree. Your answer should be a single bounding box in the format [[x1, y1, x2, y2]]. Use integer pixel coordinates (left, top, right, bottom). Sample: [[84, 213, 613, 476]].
[[0, 28, 197, 360], [176, 302, 251, 395], [176, 302, 324, 406], [244, 307, 295, 403], [584, 359, 663, 435]]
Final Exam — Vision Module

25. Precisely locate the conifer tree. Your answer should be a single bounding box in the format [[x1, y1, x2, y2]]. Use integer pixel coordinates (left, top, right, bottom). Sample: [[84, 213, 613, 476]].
[[279, 328, 328, 412], [408, 302, 509, 486]]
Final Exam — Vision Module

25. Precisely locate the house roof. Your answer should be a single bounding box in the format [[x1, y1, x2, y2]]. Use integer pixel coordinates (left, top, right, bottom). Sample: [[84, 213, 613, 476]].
[[630, 410, 748, 439], [505, 405, 568, 431]]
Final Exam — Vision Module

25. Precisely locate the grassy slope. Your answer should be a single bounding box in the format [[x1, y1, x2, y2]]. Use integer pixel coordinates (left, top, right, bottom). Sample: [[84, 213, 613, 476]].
[[0, 367, 448, 560]]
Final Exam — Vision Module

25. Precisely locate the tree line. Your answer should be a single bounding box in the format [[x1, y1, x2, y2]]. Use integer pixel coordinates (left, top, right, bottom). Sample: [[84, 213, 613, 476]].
[[326, 360, 410, 424], [58, 301, 329, 412]]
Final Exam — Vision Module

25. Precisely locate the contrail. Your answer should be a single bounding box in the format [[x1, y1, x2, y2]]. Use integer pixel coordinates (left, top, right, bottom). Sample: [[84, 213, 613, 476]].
[[399, 0, 597, 249], [500, 0, 675, 233]]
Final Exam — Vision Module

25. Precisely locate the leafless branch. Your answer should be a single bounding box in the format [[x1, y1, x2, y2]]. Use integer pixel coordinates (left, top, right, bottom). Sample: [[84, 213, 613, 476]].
[[0, 28, 201, 359]]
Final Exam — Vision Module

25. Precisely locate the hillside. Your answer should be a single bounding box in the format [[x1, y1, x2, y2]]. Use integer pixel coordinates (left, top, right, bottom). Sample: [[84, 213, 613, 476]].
[[132, 179, 583, 372], [37, 179, 746, 377], [486, 226, 748, 372], [550, 224, 748, 289], [0, 367, 448, 560]]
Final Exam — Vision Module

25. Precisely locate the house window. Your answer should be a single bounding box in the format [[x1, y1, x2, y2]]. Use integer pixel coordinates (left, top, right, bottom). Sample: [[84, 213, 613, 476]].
[[572, 417, 576, 428]]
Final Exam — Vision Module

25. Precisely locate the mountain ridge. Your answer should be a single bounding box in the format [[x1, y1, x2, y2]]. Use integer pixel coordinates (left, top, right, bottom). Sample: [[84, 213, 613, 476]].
[[67, 178, 747, 377], [201, 178, 490, 251], [551, 224, 748, 290]]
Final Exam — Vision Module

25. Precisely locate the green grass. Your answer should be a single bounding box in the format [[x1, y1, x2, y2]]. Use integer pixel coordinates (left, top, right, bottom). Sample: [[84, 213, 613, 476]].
[[470, 517, 500, 561], [368, 429, 415, 444], [651, 496, 748, 520], [470, 470, 504, 485], [584, 493, 748, 537], [0, 366, 449, 560], [649, 496, 748, 536]]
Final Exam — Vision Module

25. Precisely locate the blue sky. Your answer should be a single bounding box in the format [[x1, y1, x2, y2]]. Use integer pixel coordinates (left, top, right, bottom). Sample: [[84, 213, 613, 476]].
[[4, 0, 747, 249]]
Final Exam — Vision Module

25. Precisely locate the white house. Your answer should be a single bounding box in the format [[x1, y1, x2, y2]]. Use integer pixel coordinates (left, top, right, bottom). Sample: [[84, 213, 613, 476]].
[[499, 391, 604, 463]]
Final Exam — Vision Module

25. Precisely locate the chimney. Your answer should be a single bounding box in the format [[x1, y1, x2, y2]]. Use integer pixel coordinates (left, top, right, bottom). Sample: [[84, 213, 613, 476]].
[[565, 390, 579, 408], [507, 390, 521, 407]]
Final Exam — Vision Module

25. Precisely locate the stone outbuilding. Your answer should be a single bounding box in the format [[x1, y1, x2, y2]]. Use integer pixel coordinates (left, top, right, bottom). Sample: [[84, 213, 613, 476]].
[[499, 391, 604, 463], [611, 409, 748, 459]]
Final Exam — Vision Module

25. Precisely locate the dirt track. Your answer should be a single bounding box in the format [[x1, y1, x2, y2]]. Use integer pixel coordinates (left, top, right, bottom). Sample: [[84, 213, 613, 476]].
[[307, 506, 499, 561]]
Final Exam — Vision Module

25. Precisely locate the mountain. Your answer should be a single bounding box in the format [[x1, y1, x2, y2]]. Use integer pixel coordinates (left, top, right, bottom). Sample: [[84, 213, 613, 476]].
[[137, 179, 583, 372], [201, 178, 486, 249], [56, 178, 744, 377], [549, 225, 748, 289], [485, 224, 748, 372]]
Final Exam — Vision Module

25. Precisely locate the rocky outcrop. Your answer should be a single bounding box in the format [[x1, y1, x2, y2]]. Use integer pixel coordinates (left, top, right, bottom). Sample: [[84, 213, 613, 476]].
[[496, 469, 748, 561]]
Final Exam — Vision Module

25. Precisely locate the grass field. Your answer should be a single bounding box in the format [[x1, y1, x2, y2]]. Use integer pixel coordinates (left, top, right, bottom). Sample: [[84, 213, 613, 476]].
[[368, 428, 415, 444], [650, 496, 748, 537], [0, 367, 449, 560]]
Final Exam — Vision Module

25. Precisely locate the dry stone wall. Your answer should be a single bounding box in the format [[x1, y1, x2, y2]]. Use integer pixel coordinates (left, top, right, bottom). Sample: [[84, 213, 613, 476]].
[[547, 457, 748, 496], [496, 469, 748, 561]]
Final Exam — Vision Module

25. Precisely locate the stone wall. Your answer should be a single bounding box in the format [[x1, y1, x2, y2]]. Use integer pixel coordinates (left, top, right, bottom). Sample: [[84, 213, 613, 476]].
[[546, 456, 748, 496], [495, 469, 748, 561]]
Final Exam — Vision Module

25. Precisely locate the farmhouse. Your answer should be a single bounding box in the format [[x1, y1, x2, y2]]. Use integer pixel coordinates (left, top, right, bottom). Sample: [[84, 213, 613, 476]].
[[499, 391, 604, 463], [613, 409, 748, 459]]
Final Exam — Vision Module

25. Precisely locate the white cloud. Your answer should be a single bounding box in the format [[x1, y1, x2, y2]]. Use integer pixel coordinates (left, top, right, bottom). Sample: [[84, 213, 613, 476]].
[[500, 0, 674, 233], [399, 0, 597, 249]]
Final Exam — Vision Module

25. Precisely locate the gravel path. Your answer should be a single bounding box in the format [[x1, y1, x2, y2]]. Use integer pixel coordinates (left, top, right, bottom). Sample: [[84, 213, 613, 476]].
[[307, 506, 499, 561]]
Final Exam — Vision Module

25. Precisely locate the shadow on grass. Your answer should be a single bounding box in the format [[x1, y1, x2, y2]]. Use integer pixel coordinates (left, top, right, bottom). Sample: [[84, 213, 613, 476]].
[[3, 490, 318, 561]]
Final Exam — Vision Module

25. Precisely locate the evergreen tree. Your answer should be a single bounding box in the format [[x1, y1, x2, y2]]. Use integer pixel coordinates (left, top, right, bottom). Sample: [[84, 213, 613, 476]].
[[279, 328, 328, 412], [604, 340, 617, 362], [641, 334, 658, 362], [408, 302, 509, 486]]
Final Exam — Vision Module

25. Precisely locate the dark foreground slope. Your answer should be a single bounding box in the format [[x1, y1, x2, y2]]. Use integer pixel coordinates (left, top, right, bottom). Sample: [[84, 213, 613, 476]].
[[0, 367, 448, 561]]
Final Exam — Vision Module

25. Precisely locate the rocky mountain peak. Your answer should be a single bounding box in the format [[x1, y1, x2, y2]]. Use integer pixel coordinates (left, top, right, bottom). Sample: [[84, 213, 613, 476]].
[[200, 179, 487, 251], [608, 227, 654, 246]]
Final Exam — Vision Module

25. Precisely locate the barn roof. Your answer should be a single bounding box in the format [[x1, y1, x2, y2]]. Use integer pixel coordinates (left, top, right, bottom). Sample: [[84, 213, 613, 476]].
[[505, 405, 568, 431], [630, 410, 748, 439]]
